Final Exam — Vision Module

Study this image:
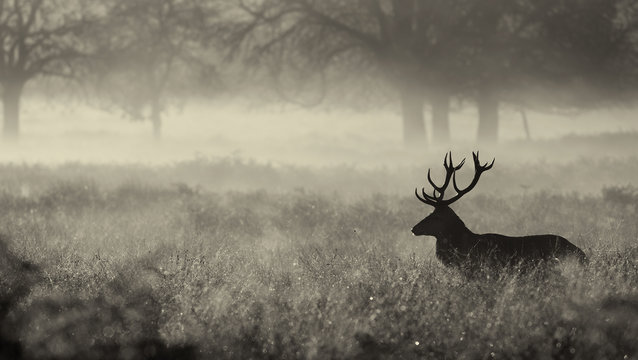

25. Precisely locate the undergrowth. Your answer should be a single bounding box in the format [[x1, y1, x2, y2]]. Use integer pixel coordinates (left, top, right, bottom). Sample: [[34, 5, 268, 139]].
[[0, 176, 636, 359]]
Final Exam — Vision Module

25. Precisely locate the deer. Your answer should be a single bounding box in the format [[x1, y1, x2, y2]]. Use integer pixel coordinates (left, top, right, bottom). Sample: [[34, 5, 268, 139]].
[[411, 152, 587, 270]]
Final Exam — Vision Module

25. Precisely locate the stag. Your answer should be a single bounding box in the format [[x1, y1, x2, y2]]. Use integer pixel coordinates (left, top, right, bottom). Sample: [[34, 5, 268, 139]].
[[412, 152, 587, 270]]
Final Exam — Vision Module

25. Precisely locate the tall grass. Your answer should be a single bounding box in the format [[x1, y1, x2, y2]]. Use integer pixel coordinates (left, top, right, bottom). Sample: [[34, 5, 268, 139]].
[[1, 154, 638, 197], [0, 164, 636, 359]]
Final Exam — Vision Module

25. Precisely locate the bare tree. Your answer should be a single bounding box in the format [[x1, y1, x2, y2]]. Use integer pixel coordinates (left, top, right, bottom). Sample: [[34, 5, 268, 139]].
[[440, 0, 554, 143], [461, 0, 638, 142], [0, 0, 94, 139], [92, 0, 220, 139], [538, 0, 638, 108], [232, 0, 481, 147], [232, 0, 638, 146]]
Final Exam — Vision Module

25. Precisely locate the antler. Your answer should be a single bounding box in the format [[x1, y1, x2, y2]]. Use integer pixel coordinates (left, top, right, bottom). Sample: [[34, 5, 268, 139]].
[[415, 151, 494, 207]]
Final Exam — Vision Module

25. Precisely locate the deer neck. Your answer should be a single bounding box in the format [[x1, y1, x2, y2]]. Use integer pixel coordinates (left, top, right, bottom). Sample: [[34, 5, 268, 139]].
[[433, 218, 474, 267], [436, 210, 474, 243], [437, 225, 473, 243], [434, 215, 475, 268]]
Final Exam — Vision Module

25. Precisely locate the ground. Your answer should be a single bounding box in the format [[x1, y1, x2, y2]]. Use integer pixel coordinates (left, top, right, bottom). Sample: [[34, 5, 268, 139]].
[[0, 156, 637, 359]]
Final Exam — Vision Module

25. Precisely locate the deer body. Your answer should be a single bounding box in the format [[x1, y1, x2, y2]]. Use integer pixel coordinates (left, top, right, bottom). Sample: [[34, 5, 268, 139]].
[[413, 152, 587, 269], [412, 206, 588, 267]]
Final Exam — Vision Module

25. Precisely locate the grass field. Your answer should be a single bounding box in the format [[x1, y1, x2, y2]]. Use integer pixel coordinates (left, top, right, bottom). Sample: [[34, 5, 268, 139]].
[[0, 156, 637, 359]]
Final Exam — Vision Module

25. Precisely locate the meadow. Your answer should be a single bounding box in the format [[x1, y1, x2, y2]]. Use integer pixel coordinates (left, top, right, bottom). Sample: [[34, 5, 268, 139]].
[[0, 154, 637, 359]]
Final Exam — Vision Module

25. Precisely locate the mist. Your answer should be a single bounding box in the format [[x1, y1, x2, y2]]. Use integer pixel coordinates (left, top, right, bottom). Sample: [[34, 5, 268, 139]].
[[2, 1, 638, 359], [1, 0, 637, 169], [2, 98, 638, 167]]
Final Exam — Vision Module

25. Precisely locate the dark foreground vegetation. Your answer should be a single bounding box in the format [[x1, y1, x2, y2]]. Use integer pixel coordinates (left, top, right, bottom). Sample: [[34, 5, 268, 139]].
[[0, 159, 637, 359]]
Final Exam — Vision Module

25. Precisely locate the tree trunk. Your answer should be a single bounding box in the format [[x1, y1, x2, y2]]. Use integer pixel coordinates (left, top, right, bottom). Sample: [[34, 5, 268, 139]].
[[2, 82, 24, 140], [399, 86, 426, 148], [431, 91, 450, 144], [150, 99, 162, 140], [477, 89, 498, 143], [520, 109, 531, 140]]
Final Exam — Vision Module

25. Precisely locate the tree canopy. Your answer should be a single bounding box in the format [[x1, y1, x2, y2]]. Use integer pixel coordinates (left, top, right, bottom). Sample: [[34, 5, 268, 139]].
[[2, 0, 638, 143]]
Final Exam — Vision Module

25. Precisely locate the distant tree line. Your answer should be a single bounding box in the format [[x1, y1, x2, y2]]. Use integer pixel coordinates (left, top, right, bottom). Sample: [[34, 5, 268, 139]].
[[1, 0, 637, 145]]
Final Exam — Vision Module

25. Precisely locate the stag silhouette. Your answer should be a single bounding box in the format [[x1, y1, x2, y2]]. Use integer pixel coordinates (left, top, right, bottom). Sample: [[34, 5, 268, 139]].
[[412, 152, 587, 269]]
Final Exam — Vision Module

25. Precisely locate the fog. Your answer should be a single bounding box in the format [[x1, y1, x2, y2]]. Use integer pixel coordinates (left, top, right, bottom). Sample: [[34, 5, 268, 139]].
[[2, 0, 638, 169], [2, 99, 638, 167], [2, 2, 638, 359]]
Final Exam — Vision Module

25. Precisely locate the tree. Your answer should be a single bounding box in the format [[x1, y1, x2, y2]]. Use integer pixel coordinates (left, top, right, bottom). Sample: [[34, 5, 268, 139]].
[[233, 0, 479, 147], [0, 0, 93, 139], [538, 0, 638, 108], [234, 0, 638, 145], [93, 0, 220, 139], [446, 0, 551, 143], [460, 0, 638, 142]]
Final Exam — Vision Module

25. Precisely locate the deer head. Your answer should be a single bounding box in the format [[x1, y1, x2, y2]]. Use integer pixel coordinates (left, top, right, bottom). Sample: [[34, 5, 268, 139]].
[[411, 152, 494, 237]]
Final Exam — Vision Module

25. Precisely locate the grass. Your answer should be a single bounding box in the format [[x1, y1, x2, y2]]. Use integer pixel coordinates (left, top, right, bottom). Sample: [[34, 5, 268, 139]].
[[1, 153, 638, 197], [0, 160, 637, 359]]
